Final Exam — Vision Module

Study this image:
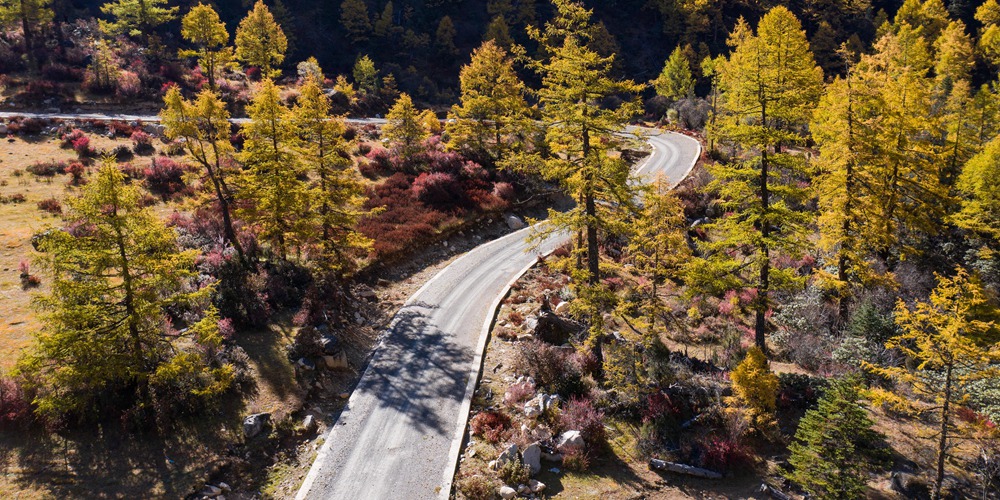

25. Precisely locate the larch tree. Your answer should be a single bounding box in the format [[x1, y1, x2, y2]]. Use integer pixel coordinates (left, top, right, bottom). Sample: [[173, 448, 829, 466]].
[[353, 54, 378, 95], [933, 20, 973, 88], [235, 0, 288, 78], [237, 79, 309, 260], [160, 86, 246, 266], [99, 0, 178, 43], [976, 0, 1000, 68], [785, 376, 888, 499], [727, 345, 779, 433], [955, 136, 1000, 241], [866, 268, 1000, 500], [623, 177, 690, 338], [293, 73, 371, 275], [0, 0, 52, 70], [894, 0, 949, 41], [446, 39, 532, 167], [526, 0, 642, 359], [382, 93, 428, 161], [653, 45, 694, 103], [685, 7, 823, 352], [340, 0, 370, 43], [179, 3, 232, 89], [483, 15, 513, 49], [17, 160, 232, 422]]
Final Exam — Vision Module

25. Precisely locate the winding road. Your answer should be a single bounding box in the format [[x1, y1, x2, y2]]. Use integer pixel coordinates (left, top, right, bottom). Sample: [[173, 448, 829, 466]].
[[0, 110, 700, 498], [294, 130, 701, 500]]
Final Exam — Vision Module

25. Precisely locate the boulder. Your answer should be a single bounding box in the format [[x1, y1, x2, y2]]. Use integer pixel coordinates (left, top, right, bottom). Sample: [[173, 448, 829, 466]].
[[496, 443, 519, 468], [218, 482, 231, 493], [505, 214, 527, 230], [243, 413, 270, 438], [522, 443, 542, 475], [890, 472, 930, 498], [323, 351, 349, 370], [498, 485, 517, 500], [533, 310, 581, 345], [529, 479, 546, 493], [523, 401, 542, 418], [523, 315, 538, 332], [556, 430, 585, 452]]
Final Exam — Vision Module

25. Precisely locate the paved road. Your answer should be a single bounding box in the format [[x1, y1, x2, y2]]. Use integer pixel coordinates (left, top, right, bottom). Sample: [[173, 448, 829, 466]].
[[294, 130, 701, 500]]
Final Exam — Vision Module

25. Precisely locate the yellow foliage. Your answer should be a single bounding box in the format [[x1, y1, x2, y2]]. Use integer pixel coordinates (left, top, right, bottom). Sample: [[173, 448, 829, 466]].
[[728, 346, 779, 432]]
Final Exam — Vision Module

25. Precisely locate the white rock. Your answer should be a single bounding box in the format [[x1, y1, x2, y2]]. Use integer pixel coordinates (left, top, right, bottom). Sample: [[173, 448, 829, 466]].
[[496, 443, 519, 468], [554, 301, 570, 314], [218, 482, 231, 493], [517, 483, 530, 494], [522, 443, 542, 475], [505, 214, 527, 230], [523, 402, 542, 418], [498, 485, 517, 500], [302, 415, 317, 433], [556, 430, 585, 452]]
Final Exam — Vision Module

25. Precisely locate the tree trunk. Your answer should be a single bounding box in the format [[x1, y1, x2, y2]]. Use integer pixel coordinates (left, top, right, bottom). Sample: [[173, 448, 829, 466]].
[[755, 102, 769, 354], [20, 4, 39, 71], [934, 363, 953, 500]]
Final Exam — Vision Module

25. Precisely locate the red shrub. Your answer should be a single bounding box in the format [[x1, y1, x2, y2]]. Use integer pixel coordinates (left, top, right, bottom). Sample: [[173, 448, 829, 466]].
[[60, 128, 87, 149], [41, 63, 83, 82], [493, 182, 515, 201], [37, 198, 62, 215], [469, 410, 512, 443], [218, 317, 237, 341], [412, 171, 464, 208], [71, 136, 93, 158], [504, 381, 535, 407], [699, 436, 754, 473], [0, 377, 30, 426], [358, 173, 452, 261], [23, 80, 58, 98], [131, 130, 154, 154], [66, 162, 86, 186], [559, 397, 606, 450], [108, 120, 136, 137], [144, 157, 188, 198]]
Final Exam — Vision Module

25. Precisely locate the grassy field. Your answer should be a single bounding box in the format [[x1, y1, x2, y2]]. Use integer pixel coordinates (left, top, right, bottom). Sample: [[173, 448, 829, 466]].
[[0, 132, 141, 370]]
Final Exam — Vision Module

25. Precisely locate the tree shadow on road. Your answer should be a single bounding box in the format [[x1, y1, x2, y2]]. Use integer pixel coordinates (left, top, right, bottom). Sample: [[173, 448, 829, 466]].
[[351, 301, 474, 437]]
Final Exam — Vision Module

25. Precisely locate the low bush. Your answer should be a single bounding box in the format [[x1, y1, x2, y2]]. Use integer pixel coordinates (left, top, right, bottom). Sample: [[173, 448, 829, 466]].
[[0, 376, 30, 427], [559, 397, 606, 450], [513, 341, 586, 399], [698, 436, 755, 474], [37, 198, 62, 215], [144, 157, 187, 198], [60, 128, 87, 149], [66, 162, 86, 186], [112, 145, 134, 162], [469, 410, 511, 443], [496, 457, 530, 486], [27, 160, 67, 177], [131, 130, 154, 155], [455, 473, 499, 500]]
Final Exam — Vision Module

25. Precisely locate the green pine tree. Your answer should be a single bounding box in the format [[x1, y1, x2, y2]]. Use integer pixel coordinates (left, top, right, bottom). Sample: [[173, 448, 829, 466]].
[[785, 376, 888, 499]]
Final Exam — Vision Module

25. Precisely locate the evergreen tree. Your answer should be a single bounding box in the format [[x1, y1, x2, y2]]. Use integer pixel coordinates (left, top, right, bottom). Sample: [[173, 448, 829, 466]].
[[17, 161, 231, 422], [685, 8, 823, 353], [161, 87, 246, 265], [866, 268, 1000, 500], [179, 3, 232, 89], [446, 40, 532, 167], [435, 16, 458, 56], [0, 0, 53, 70], [373, 0, 393, 38], [382, 93, 427, 161], [234, 0, 288, 78], [99, 0, 178, 43], [525, 0, 642, 359], [653, 45, 693, 103], [237, 79, 309, 259], [785, 376, 888, 499], [340, 0, 370, 43], [484, 15, 513, 49], [293, 73, 371, 274]]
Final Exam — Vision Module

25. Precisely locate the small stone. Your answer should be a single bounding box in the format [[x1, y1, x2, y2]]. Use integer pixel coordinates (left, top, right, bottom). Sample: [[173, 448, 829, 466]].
[[218, 482, 231, 493], [556, 430, 584, 452], [498, 485, 517, 500], [554, 301, 569, 314], [243, 413, 270, 438], [549, 467, 561, 474], [302, 415, 317, 433], [338, 392, 350, 399], [496, 443, 519, 468], [505, 214, 527, 230], [199, 485, 222, 497], [529, 479, 546, 493], [517, 483, 530, 494], [323, 351, 349, 370], [297, 357, 315, 370]]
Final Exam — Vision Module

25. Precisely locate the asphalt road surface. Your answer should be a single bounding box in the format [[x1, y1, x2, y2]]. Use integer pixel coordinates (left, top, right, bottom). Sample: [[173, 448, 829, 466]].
[[295, 130, 701, 500]]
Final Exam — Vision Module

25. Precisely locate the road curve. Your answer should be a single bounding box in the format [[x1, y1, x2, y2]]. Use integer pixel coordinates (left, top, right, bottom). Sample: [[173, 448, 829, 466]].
[[295, 130, 701, 500]]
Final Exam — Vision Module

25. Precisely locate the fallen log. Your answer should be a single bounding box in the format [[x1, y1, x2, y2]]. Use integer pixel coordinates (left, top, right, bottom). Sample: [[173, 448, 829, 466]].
[[648, 459, 723, 479]]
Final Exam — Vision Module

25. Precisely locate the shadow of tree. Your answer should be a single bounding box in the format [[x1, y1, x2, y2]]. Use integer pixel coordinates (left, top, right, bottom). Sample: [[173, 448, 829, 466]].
[[350, 301, 474, 437]]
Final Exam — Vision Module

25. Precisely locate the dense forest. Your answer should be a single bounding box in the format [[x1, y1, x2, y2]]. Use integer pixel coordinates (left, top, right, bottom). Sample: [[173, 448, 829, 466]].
[[2, 0, 1000, 498]]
